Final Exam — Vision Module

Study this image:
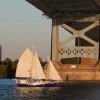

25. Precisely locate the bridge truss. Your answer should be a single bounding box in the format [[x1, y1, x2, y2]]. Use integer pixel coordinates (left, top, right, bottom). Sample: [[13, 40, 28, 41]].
[[26, 0, 100, 65]]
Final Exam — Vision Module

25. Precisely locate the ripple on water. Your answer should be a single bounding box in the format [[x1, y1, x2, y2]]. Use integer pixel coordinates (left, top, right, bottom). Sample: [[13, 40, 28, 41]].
[[0, 79, 100, 100]]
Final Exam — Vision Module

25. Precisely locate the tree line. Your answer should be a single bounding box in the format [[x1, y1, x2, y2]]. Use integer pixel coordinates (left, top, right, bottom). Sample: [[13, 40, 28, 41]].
[[0, 58, 18, 78], [0, 57, 46, 79]]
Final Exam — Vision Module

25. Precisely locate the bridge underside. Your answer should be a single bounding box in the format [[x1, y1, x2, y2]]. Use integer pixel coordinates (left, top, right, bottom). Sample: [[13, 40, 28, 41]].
[[26, 0, 100, 65], [26, 0, 100, 22]]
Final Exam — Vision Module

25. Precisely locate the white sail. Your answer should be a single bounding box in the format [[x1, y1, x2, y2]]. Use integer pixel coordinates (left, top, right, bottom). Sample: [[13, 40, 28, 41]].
[[48, 59, 62, 80], [34, 51, 46, 79], [16, 48, 35, 78]]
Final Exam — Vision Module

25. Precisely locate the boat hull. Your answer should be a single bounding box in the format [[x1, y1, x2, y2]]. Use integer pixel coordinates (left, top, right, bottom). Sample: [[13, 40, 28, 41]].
[[17, 83, 56, 87]]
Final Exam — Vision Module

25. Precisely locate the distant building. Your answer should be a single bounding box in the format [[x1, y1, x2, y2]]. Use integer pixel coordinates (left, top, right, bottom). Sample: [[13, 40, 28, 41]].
[[0, 45, 2, 61]]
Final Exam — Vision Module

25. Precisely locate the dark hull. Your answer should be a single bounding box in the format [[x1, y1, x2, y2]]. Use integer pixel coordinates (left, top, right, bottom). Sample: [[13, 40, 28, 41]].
[[17, 83, 56, 87]]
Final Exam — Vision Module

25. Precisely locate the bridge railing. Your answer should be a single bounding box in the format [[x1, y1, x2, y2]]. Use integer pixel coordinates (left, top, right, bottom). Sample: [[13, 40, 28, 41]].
[[59, 46, 98, 60]]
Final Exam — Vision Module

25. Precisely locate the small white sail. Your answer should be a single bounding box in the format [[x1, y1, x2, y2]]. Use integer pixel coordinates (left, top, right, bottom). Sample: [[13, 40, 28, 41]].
[[48, 59, 61, 80], [34, 51, 46, 79], [16, 48, 35, 78]]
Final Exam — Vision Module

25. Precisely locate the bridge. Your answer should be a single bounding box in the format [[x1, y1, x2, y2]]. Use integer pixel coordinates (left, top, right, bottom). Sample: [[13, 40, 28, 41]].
[[26, 0, 100, 80]]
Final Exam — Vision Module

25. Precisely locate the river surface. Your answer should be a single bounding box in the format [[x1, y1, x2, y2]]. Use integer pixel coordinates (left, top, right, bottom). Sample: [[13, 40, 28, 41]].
[[0, 79, 100, 100]]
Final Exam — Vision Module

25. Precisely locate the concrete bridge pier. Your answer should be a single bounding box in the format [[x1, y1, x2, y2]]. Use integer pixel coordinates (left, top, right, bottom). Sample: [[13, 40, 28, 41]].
[[51, 18, 59, 62]]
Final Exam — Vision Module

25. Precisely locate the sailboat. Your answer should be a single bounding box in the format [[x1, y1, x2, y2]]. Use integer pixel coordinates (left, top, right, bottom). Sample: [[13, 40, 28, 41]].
[[15, 48, 56, 87], [46, 58, 63, 83]]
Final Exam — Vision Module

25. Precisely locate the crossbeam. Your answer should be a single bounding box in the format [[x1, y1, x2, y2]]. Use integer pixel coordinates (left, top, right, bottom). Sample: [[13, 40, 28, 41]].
[[51, 19, 99, 62]]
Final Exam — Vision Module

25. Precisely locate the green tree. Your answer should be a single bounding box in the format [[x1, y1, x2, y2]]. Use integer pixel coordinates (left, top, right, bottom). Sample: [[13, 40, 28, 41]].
[[12, 59, 18, 78], [0, 65, 7, 78], [3, 58, 11, 65], [7, 60, 12, 78], [2, 58, 12, 78]]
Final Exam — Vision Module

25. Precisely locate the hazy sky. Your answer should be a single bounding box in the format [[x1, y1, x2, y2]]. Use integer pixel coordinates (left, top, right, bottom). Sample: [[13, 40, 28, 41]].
[[0, 0, 71, 61]]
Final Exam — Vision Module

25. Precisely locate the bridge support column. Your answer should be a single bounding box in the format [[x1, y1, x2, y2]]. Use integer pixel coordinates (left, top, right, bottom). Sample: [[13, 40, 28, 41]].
[[51, 19, 59, 62]]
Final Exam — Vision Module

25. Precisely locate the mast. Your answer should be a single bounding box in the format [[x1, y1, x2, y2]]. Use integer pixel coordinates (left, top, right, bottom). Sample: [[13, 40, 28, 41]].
[[46, 60, 49, 80], [31, 45, 35, 80]]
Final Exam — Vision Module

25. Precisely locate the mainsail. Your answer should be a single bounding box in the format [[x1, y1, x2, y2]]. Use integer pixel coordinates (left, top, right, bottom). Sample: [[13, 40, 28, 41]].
[[47, 59, 62, 80], [16, 48, 34, 78], [16, 48, 46, 80]]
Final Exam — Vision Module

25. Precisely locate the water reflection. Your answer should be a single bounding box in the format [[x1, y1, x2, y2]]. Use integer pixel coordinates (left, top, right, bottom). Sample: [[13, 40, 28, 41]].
[[1, 79, 100, 100], [16, 87, 61, 100], [16, 83, 100, 100]]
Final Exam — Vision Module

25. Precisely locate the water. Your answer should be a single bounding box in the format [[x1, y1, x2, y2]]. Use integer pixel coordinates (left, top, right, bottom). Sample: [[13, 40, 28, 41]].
[[0, 79, 100, 100]]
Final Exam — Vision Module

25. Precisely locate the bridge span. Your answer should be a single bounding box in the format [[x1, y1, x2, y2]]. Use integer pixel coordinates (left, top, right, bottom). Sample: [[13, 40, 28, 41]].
[[26, 0, 100, 80]]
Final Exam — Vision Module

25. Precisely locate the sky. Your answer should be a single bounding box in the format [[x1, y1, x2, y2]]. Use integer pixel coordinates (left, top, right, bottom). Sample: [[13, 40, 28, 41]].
[[0, 0, 71, 61]]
